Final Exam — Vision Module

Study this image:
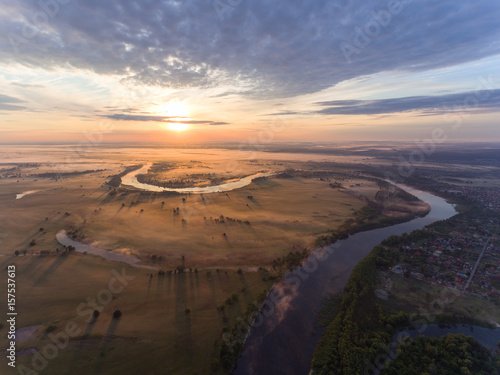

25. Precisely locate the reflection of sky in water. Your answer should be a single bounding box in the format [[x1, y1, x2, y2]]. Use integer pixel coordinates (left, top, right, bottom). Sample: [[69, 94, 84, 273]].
[[16, 190, 38, 199], [121, 163, 275, 194], [55, 230, 155, 270], [16, 326, 40, 342]]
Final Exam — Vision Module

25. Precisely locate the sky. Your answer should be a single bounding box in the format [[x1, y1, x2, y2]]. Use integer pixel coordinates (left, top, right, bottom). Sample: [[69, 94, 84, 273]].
[[0, 0, 499, 144]]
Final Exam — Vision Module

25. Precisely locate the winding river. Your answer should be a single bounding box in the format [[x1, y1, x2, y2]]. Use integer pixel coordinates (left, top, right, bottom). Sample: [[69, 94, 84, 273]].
[[120, 163, 275, 194], [55, 230, 156, 269], [234, 184, 458, 375], [59, 175, 463, 373]]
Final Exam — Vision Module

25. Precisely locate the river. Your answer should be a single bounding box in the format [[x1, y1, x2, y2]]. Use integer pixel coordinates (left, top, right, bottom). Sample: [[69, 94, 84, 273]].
[[55, 230, 156, 269], [120, 163, 275, 194], [234, 184, 458, 375]]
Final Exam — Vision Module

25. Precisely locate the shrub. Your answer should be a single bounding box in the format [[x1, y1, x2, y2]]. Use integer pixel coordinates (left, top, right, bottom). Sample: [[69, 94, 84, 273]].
[[45, 325, 57, 333]]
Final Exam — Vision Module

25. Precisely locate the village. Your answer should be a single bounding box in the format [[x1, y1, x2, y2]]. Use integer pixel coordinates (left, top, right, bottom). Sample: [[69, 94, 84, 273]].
[[440, 185, 500, 211], [391, 214, 500, 303]]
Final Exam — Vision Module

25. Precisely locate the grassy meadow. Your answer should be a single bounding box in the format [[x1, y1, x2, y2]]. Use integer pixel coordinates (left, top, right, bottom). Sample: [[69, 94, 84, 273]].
[[0, 147, 427, 374], [0, 253, 275, 374]]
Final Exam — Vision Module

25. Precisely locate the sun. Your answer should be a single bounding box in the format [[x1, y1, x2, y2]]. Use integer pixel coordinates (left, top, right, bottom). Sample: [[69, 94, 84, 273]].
[[167, 122, 190, 131], [158, 100, 191, 131], [162, 100, 190, 118]]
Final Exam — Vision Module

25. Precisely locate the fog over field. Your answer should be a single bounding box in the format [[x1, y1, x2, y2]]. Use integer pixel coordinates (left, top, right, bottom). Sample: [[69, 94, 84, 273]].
[[1, 0, 500, 374]]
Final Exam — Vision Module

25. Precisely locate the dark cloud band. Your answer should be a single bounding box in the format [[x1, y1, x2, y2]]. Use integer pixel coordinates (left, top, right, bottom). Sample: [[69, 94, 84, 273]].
[[315, 89, 500, 115]]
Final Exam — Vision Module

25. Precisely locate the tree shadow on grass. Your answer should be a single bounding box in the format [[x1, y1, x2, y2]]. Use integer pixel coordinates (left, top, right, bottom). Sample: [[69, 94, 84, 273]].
[[238, 272, 248, 289], [155, 272, 165, 298], [98, 194, 117, 206], [150, 193, 158, 203], [166, 272, 172, 296], [53, 213, 71, 224], [30, 254, 69, 289], [14, 230, 44, 249], [206, 272, 217, 310], [23, 255, 53, 283], [0, 255, 15, 270], [65, 320, 97, 375], [224, 235, 233, 250], [114, 205, 124, 216], [247, 197, 261, 207], [174, 273, 193, 362], [93, 318, 120, 374], [188, 271, 196, 307]]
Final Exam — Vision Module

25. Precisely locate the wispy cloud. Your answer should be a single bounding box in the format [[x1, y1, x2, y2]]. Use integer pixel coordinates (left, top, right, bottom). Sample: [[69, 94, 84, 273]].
[[101, 113, 229, 125], [0, 93, 27, 111], [315, 90, 500, 116], [10, 82, 45, 89], [261, 111, 301, 116], [101, 114, 173, 122], [164, 120, 230, 125]]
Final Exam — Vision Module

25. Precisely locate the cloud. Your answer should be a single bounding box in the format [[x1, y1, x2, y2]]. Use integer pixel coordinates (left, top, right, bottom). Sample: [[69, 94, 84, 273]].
[[164, 120, 230, 125], [0, 93, 26, 111], [0, 1, 499, 99], [314, 89, 500, 115], [0, 94, 24, 103], [10, 82, 45, 89], [102, 114, 173, 122], [261, 111, 301, 116], [102, 113, 228, 125]]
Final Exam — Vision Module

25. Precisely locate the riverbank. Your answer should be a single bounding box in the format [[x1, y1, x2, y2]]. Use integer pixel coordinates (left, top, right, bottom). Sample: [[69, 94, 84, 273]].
[[311, 204, 499, 374], [233, 183, 457, 375], [120, 163, 277, 194], [55, 229, 156, 269]]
